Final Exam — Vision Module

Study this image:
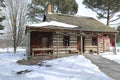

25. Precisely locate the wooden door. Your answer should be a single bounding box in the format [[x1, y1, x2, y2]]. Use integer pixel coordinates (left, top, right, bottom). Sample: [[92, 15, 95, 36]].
[[77, 36, 85, 53]]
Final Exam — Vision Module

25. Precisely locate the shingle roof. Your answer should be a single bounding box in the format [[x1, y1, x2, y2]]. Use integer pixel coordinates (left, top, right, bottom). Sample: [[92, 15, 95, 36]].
[[46, 13, 118, 33]]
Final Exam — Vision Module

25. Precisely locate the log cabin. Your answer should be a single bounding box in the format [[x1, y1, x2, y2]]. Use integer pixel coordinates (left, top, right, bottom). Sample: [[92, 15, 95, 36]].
[[25, 13, 118, 57]]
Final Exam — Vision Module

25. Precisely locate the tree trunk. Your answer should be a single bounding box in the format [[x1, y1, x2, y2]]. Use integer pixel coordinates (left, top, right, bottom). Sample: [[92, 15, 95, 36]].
[[14, 46, 17, 54], [13, 30, 17, 54], [106, 1, 110, 26], [106, 8, 110, 26], [13, 39, 17, 54]]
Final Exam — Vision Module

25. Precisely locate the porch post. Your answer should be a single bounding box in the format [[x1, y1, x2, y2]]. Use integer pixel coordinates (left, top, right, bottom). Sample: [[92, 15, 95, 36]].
[[114, 34, 117, 55], [26, 31, 31, 59], [80, 35, 83, 54], [103, 35, 105, 52], [97, 34, 100, 55], [56, 32, 59, 57]]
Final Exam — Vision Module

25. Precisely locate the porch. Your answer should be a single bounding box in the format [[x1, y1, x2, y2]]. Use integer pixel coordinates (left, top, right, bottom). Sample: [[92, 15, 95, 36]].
[[29, 31, 82, 57], [26, 30, 116, 58]]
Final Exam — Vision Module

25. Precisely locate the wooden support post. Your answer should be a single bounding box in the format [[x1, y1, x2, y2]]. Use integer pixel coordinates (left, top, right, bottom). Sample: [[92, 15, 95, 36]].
[[114, 34, 117, 55], [56, 32, 59, 57], [32, 50, 34, 57], [80, 35, 83, 54], [97, 34, 100, 55], [103, 36, 105, 53], [28, 32, 31, 57], [26, 32, 31, 59]]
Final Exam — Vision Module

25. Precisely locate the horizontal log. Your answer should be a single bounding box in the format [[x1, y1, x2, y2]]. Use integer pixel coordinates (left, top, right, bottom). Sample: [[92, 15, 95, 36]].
[[32, 48, 54, 51], [53, 41, 63, 43], [53, 46, 77, 48], [85, 46, 97, 48], [53, 48, 77, 50], [53, 52, 68, 54]]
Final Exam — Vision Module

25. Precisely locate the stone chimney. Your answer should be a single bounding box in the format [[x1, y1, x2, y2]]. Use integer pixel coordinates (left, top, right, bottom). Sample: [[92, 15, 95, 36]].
[[47, 3, 52, 14]]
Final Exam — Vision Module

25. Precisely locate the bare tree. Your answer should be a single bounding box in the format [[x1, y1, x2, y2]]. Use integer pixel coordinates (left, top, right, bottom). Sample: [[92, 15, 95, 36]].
[[4, 0, 29, 53]]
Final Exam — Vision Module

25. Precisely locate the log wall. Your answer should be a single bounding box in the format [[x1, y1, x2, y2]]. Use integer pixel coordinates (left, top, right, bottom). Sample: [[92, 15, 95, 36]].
[[84, 35, 104, 53], [53, 34, 78, 54]]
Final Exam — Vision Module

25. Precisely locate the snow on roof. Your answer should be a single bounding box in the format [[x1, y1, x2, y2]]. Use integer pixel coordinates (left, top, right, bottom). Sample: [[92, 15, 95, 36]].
[[28, 21, 78, 28]]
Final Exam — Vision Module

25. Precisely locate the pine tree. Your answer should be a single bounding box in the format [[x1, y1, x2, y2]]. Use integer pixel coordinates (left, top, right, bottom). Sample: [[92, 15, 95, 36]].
[[28, 0, 78, 22], [0, 16, 5, 30], [0, 0, 5, 30], [83, 0, 120, 26]]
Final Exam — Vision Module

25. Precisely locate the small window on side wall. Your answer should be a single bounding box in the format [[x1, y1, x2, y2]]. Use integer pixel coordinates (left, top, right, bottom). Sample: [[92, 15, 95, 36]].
[[63, 36, 70, 46], [92, 36, 97, 46]]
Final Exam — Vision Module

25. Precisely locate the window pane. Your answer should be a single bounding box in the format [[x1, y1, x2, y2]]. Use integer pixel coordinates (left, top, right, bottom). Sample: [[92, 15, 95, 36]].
[[92, 36, 97, 46], [63, 36, 70, 46]]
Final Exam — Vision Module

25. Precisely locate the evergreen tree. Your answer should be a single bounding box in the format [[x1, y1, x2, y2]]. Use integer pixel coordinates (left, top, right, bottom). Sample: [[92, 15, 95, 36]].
[[83, 0, 120, 26], [0, 16, 5, 30], [28, 0, 78, 22], [0, 0, 5, 30]]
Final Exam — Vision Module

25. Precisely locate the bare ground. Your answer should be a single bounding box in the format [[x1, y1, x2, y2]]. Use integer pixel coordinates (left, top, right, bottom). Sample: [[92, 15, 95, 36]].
[[17, 53, 79, 65]]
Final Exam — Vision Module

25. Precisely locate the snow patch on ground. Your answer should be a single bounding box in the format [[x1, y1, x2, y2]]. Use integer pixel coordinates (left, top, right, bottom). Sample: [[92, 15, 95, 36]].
[[0, 50, 112, 80], [103, 55, 120, 64], [102, 47, 120, 64]]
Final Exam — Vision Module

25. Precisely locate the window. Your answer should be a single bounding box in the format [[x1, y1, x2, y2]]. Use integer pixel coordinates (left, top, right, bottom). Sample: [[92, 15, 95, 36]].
[[63, 36, 70, 46], [92, 36, 97, 46]]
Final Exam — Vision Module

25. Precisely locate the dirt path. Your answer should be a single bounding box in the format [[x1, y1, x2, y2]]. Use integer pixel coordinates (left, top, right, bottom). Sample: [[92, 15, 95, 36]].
[[84, 54, 120, 80]]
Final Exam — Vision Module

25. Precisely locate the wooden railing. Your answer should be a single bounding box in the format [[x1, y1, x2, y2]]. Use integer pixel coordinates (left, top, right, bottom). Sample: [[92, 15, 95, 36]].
[[32, 48, 54, 57], [32, 47, 80, 57]]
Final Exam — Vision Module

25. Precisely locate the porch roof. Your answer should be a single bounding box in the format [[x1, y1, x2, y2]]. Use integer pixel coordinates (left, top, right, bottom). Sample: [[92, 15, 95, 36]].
[[46, 14, 118, 33]]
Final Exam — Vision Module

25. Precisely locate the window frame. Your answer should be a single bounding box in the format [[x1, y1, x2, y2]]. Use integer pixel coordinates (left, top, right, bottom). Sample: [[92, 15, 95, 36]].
[[92, 35, 98, 46], [63, 36, 70, 46]]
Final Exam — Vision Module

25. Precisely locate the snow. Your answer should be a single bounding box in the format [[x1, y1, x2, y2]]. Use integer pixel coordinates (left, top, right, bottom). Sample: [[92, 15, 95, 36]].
[[0, 47, 26, 53], [103, 55, 120, 64], [0, 30, 4, 34], [0, 48, 112, 80], [102, 47, 120, 64], [28, 21, 78, 28]]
